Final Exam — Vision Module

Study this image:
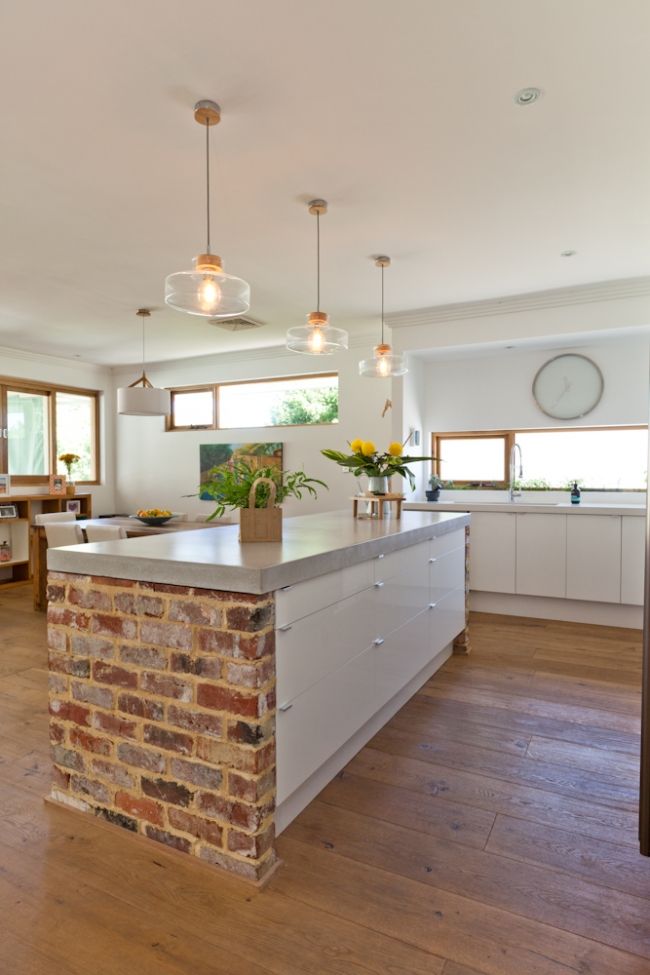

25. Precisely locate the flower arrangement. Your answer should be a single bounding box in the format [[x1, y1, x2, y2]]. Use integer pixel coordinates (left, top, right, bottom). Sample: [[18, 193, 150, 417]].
[[58, 453, 80, 477], [199, 460, 327, 520], [322, 439, 433, 491]]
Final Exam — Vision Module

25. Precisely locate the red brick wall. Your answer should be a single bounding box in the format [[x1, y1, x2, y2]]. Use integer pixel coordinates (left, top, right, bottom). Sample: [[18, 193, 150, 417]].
[[47, 572, 276, 882]]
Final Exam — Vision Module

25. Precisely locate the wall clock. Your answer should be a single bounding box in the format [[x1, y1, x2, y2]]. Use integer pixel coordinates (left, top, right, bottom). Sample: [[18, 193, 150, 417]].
[[532, 354, 604, 420]]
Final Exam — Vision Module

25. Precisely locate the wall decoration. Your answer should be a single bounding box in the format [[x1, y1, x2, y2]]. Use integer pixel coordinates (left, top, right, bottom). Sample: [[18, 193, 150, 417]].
[[49, 474, 67, 496], [0, 474, 10, 496], [199, 443, 283, 500]]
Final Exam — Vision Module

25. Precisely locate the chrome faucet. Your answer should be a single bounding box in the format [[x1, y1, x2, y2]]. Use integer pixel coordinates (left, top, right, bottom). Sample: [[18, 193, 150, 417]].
[[509, 443, 523, 501]]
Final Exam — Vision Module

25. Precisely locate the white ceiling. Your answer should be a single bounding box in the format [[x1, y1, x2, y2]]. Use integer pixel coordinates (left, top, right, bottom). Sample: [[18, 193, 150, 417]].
[[0, 0, 648, 366]]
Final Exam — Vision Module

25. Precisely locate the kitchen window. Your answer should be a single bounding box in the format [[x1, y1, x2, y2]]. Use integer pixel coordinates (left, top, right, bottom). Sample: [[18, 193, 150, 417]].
[[0, 379, 100, 485], [167, 373, 339, 431], [432, 426, 648, 490]]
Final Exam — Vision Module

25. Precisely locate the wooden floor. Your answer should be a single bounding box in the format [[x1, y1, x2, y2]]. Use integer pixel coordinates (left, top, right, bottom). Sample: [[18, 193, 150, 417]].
[[1, 586, 648, 975]]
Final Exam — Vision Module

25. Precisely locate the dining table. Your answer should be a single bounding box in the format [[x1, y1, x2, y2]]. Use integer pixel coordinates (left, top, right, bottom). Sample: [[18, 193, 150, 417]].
[[31, 516, 225, 612]]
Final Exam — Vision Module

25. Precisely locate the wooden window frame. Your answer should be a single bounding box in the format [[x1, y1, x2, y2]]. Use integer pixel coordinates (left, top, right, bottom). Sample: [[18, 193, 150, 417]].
[[0, 376, 101, 486], [432, 425, 647, 491], [165, 373, 339, 432]]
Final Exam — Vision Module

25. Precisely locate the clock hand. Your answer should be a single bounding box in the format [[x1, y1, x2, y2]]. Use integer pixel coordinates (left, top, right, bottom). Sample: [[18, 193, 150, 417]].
[[549, 376, 572, 410]]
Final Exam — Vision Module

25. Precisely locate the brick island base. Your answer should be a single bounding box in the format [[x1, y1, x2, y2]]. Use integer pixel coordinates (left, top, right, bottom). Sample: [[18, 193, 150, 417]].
[[46, 572, 277, 883]]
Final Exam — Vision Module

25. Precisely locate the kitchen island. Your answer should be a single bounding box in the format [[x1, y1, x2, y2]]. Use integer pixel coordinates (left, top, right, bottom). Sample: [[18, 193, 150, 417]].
[[46, 509, 469, 882]]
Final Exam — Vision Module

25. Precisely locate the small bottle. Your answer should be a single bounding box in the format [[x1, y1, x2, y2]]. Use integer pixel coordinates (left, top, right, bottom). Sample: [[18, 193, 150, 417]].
[[570, 481, 581, 505], [0, 540, 11, 563]]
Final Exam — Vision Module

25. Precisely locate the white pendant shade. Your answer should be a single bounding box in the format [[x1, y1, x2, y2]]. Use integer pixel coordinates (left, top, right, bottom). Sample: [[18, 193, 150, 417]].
[[117, 382, 170, 416], [165, 256, 250, 319]]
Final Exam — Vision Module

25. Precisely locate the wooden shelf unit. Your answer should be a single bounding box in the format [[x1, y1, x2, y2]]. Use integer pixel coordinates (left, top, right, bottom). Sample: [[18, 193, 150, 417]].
[[0, 493, 92, 591]]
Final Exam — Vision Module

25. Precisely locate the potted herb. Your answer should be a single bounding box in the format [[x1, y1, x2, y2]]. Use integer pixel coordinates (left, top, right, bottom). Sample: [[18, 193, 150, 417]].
[[322, 439, 434, 495], [199, 460, 327, 541], [426, 474, 446, 502]]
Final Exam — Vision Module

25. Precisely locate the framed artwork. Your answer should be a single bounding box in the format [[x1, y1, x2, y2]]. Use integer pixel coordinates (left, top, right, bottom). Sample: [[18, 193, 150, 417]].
[[49, 474, 67, 496], [199, 443, 283, 500], [0, 474, 10, 496], [65, 499, 81, 515]]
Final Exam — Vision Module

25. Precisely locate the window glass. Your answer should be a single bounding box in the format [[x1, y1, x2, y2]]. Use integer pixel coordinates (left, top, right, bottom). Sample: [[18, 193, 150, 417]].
[[218, 375, 339, 428], [7, 390, 49, 475], [438, 436, 506, 483], [171, 390, 214, 428], [56, 392, 96, 480], [516, 428, 648, 490]]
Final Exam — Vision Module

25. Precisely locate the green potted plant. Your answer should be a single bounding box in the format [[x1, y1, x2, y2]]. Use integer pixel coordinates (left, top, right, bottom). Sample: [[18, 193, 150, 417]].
[[426, 474, 445, 502], [322, 438, 434, 495], [199, 460, 327, 540]]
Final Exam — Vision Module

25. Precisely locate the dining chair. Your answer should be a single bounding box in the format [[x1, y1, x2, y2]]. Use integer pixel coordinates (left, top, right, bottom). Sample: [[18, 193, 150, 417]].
[[44, 523, 84, 547], [85, 525, 127, 542], [35, 512, 77, 525]]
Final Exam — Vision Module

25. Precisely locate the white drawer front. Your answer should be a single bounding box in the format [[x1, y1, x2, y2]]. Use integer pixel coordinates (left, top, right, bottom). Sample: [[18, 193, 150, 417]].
[[374, 608, 432, 705], [276, 560, 373, 627], [373, 540, 429, 585], [276, 586, 378, 703], [430, 527, 465, 560], [430, 544, 465, 604], [276, 646, 376, 804], [431, 585, 466, 652]]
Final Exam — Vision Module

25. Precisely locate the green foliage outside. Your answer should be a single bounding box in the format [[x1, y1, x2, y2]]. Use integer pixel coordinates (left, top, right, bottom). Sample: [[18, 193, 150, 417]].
[[270, 387, 339, 425]]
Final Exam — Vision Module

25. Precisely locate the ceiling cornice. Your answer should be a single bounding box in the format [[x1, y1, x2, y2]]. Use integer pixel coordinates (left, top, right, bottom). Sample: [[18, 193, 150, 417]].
[[387, 276, 650, 330], [0, 344, 112, 372]]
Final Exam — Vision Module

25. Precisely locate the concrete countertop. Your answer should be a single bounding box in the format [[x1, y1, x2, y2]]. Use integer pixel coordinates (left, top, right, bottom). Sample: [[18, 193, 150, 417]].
[[47, 509, 470, 594], [405, 501, 646, 516]]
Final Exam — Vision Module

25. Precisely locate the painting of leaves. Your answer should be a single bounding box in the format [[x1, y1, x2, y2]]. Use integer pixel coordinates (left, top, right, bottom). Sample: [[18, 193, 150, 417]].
[[200, 442, 283, 500]]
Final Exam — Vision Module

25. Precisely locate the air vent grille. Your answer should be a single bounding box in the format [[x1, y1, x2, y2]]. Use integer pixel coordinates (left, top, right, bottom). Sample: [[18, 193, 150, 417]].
[[210, 316, 263, 332]]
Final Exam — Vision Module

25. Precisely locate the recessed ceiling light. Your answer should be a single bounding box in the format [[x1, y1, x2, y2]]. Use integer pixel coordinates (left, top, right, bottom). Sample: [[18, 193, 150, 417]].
[[514, 87, 542, 106], [561, 249, 577, 257]]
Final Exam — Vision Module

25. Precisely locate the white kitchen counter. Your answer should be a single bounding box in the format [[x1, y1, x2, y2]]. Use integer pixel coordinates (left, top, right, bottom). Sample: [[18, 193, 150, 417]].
[[47, 508, 470, 594], [405, 501, 646, 516]]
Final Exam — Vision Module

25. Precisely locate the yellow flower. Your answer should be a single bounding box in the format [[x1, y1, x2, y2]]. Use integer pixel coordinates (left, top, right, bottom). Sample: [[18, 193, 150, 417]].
[[349, 438, 364, 454], [361, 441, 376, 456], [388, 442, 403, 457]]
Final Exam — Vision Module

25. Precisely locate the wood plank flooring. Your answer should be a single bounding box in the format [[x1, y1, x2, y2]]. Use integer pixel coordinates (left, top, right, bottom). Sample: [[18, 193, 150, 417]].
[[1, 588, 649, 974]]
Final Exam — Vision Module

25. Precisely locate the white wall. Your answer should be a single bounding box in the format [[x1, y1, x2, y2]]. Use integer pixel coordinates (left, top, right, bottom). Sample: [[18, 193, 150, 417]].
[[0, 346, 116, 513], [113, 343, 398, 518], [423, 336, 650, 433]]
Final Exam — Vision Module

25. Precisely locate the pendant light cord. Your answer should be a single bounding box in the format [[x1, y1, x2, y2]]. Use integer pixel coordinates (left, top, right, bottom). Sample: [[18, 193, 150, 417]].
[[205, 122, 211, 254], [381, 263, 385, 345], [140, 312, 146, 377], [316, 211, 320, 312]]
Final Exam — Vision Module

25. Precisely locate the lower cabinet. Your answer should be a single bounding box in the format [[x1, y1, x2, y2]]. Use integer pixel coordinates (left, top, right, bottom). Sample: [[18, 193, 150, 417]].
[[275, 531, 467, 807], [468, 513, 516, 593], [566, 515, 622, 603], [515, 513, 566, 598], [621, 515, 645, 606]]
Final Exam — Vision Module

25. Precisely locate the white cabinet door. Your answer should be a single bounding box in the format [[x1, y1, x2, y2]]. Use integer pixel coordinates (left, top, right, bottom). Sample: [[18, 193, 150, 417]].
[[374, 608, 432, 705], [276, 644, 375, 804], [516, 514, 567, 598], [373, 540, 430, 636], [468, 512, 516, 593], [621, 516, 646, 606], [566, 515, 622, 603]]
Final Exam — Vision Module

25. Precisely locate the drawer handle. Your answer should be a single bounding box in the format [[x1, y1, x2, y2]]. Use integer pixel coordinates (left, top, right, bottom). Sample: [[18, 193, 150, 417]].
[[279, 702, 293, 712], [428, 557, 437, 564], [280, 585, 293, 591], [374, 581, 385, 589], [277, 623, 292, 632], [428, 602, 437, 609], [373, 637, 385, 646], [376, 553, 385, 560]]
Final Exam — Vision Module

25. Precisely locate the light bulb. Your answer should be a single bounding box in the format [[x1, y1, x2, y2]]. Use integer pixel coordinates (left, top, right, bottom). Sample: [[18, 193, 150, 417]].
[[308, 327, 324, 353], [199, 275, 222, 312], [377, 354, 389, 377]]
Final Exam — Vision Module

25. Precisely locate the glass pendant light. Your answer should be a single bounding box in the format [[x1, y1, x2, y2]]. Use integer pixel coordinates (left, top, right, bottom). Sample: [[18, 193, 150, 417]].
[[165, 100, 250, 319], [286, 200, 348, 355], [359, 256, 407, 378], [117, 309, 171, 416]]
